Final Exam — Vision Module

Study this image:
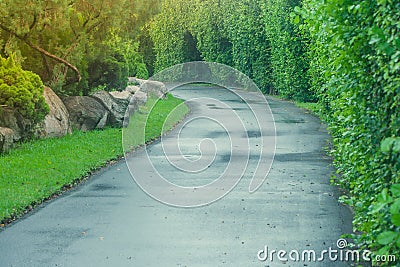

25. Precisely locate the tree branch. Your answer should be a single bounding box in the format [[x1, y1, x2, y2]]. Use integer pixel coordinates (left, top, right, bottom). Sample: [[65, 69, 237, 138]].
[[0, 23, 81, 82]]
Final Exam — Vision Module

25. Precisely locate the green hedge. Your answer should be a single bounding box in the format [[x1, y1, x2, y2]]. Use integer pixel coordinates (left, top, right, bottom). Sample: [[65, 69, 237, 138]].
[[149, 0, 313, 98], [301, 0, 400, 262], [262, 0, 314, 101], [147, 1, 400, 261], [0, 54, 49, 126]]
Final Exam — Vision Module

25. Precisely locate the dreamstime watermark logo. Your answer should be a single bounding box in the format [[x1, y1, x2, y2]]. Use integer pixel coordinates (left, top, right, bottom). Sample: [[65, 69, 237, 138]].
[[257, 239, 397, 264], [122, 61, 276, 207]]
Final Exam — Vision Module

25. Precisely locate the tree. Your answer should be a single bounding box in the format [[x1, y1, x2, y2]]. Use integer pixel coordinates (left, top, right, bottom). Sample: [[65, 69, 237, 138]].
[[0, 0, 160, 95]]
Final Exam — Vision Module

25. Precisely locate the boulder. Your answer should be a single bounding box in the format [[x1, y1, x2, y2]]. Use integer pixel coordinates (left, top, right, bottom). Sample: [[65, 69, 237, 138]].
[[128, 77, 145, 85], [131, 91, 148, 108], [126, 90, 147, 114], [110, 90, 135, 128], [36, 87, 72, 138], [0, 127, 15, 154], [63, 96, 109, 131], [109, 90, 132, 101], [0, 108, 31, 141], [140, 80, 167, 98], [128, 77, 167, 98], [125, 85, 140, 94], [90, 91, 130, 128], [122, 90, 148, 128]]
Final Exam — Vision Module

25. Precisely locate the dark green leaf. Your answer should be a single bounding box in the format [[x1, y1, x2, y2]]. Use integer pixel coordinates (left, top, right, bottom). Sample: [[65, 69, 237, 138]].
[[381, 138, 396, 153], [391, 184, 400, 197], [390, 199, 400, 214], [391, 214, 400, 227], [377, 231, 397, 245]]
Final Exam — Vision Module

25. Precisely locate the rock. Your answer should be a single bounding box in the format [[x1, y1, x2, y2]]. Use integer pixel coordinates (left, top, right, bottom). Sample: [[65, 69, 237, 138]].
[[0, 108, 31, 141], [131, 91, 148, 107], [63, 96, 110, 131], [128, 77, 145, 85], [122, 90, 148, 127], [109, 90, 136, 128], [36, 87, 72, 138], [140, 80, 167, 98], [125, 85, 140, 94], [109, 90, 132, 101], [0, 87, 71, 140], [128, 77, 167, 98], [0, 127, 15, 154], [90, 91, 130, 128]]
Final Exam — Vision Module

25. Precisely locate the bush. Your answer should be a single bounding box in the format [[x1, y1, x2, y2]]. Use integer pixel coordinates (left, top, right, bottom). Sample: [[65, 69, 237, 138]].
[[87, 54, 129, 92], [0, 54, 49, 125], [149, 0, 314, 98], [301, 0, 400, 262], [86, 32, 149, 93], [262, 0, 314, 101]]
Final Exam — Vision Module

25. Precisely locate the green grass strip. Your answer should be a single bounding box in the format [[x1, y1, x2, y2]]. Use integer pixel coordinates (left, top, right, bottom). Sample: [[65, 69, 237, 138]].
[[292, 101, 328, 122]]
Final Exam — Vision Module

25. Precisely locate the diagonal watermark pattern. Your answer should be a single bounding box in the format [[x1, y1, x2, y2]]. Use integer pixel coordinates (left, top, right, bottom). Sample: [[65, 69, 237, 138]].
[[123, 61, 276, 207]]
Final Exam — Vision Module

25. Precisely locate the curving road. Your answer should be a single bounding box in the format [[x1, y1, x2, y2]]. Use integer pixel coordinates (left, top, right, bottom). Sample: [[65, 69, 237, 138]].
[[0, 85, 352, 266]]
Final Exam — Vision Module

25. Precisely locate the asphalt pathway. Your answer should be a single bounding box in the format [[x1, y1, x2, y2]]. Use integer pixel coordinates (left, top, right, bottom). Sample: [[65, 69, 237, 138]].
[[0, 85, 352, 267]]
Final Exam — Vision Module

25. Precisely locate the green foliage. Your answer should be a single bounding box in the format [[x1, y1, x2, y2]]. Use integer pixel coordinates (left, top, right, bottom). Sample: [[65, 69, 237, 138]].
[[221, 0, 272, 93], [149, 0, 312, 97], [149, 0, 196, 73], [139, 24, 157, 77], [300, 0, 400, 262], [2, 0, 398, 260], [85, 30, 149, 93], [262, 0, 314, 101], [381, 138, 400, 154], [149, 0, 399, 261], [0, 0, 159, 96], [190, 1, 233, 66], [0, 54, 48, 125]]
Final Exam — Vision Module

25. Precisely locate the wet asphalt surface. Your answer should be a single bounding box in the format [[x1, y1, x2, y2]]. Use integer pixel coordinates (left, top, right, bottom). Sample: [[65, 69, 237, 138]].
[[0, 86, 352, 267]]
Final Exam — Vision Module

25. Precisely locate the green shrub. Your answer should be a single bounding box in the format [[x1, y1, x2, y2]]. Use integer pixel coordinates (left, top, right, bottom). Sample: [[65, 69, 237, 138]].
[[135, 63, 149, 79], [149, 0, 313, 98], [262, 0, 314, 101], [86, 32, 149, 93], [301, 0, 400, 262], [87, 54, 129, 92], [0, 54, 49, 125]]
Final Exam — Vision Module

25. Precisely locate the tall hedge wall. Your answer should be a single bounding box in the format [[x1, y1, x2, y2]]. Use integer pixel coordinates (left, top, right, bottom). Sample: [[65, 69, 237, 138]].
[[144, 0, 400, 262], [301, 0, 400, 261]]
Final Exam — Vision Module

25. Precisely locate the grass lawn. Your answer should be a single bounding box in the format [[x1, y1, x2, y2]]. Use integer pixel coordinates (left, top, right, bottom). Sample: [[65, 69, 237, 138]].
[[0, 93, 189, 224]]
